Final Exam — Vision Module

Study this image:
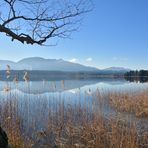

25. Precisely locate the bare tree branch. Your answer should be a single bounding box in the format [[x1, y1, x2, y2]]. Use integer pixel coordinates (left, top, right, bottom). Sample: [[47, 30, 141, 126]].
[[0, 0, 93, 45]]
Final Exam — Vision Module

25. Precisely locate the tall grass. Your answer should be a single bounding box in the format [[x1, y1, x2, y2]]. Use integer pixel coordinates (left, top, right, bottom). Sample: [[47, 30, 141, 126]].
[[0, 68, 147, 147], [0, 86, 147, 147], [109, 90, 148, 118]]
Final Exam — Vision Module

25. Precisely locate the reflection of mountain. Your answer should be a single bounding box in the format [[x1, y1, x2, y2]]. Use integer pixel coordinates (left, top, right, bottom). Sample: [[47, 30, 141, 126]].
[[0, 78, 127, 94], [0, 70, 128, 82]]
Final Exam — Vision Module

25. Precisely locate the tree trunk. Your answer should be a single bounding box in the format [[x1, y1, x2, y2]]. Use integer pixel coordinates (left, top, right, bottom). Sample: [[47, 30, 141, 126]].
[[0, 127, 8, 148]]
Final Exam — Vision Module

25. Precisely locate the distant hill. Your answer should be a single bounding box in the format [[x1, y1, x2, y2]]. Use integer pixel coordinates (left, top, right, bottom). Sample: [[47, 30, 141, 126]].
[[0, 57, 131, 73], [103, 67, 131, 72], [0, 57, 99, 72]]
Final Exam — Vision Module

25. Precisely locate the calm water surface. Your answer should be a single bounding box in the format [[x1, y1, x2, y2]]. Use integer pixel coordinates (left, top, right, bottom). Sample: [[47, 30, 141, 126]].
[[0, 78, 148, 142]]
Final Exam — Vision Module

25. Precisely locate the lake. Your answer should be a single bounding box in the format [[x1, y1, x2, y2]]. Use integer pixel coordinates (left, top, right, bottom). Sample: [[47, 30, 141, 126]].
[[0, 77, 148, 147]]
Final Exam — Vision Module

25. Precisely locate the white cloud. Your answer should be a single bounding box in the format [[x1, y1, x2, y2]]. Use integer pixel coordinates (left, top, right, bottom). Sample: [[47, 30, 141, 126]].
[[86, 57, 93, 62], [69, 58, 79, 63]]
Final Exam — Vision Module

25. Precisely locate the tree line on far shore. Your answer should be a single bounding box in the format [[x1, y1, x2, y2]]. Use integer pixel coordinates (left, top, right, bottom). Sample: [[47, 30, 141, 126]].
[[125, 70, 148, 77], [124, 70, 148, 83]]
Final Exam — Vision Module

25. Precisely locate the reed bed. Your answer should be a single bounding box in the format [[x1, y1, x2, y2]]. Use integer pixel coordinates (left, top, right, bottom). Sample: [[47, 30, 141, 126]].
[[109, 90, 148, 118], [0, 67, 147, 147], [0, 86, 147, 148]]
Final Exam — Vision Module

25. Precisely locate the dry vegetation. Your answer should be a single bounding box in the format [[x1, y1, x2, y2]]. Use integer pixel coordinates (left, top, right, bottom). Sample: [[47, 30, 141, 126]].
[[0, 67, 147, 147], [109, 90, 148, 118], [0, 86, 147, 148]]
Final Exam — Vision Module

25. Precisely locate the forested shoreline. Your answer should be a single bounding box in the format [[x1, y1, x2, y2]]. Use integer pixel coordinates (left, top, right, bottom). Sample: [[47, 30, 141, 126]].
[[125, 70, 148, 77]]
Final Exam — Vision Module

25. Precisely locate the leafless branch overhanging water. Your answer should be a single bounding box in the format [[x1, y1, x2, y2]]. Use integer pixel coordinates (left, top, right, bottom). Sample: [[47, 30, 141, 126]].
[[0, 0, 93, 45]]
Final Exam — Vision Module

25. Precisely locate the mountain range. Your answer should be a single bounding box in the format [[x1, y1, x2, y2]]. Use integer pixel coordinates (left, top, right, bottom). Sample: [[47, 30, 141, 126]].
[[0, 57, 130, 72]]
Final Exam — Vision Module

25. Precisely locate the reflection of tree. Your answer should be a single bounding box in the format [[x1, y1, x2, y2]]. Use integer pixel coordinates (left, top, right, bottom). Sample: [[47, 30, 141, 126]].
[[124, 75, 148, 83]]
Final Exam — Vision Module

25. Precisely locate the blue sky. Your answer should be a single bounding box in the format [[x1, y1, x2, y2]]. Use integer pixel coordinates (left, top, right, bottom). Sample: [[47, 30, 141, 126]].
[[0, 0, 148, 69]]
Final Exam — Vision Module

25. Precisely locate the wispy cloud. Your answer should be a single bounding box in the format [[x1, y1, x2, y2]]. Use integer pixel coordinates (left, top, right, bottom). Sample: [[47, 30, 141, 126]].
[[69, 58, 79, 63], [112, 57, 128, 62], [86, 57, 93, 62]]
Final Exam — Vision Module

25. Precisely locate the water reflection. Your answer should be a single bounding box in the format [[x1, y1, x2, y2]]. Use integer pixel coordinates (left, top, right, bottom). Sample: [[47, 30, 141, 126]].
[[0, 78, 128, 94], [0, 77, 148, 121], [0, 77, 148, 146], [125, 76, 148, 83]]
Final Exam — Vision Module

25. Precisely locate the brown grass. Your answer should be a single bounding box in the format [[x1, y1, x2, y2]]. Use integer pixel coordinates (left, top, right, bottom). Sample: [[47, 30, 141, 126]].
[[0, 88, 147, 148], [0, 66, 147, 147], [109, 90, 148, 118]]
